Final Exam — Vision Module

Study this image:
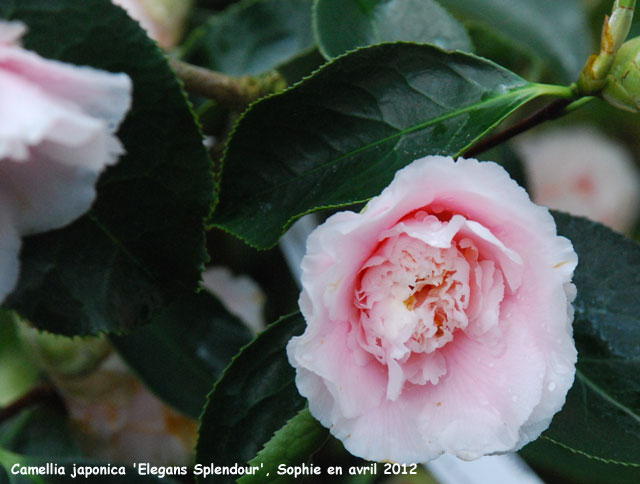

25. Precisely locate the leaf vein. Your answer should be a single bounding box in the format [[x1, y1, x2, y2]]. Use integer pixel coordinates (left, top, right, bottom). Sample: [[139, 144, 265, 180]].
[[224, 84, 543, 205], [577, 370, 640, 425]]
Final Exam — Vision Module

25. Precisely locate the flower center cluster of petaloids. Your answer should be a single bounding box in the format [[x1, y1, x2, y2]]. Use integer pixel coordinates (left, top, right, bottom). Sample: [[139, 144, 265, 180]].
[[355, 234, 471, 358], [351, 212, 509, 399]]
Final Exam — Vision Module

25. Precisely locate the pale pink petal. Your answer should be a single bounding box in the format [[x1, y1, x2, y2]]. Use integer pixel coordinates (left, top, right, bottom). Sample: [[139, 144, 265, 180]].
[[288, 320, 387, 419], [0, 21, 132, 302], [0, 45, 131, 145], [0, 150, 102, 235], [0, 21, 25, 45], [332, 386, 442, 463]]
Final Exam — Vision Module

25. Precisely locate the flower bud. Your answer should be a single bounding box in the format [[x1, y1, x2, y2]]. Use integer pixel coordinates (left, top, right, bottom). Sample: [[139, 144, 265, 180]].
[[602, 36, 640, 111], [576, 0, 636, 95]]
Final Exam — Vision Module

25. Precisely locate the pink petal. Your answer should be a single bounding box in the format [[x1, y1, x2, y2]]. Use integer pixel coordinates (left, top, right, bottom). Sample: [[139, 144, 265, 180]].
[[0, 21, 132, 302]]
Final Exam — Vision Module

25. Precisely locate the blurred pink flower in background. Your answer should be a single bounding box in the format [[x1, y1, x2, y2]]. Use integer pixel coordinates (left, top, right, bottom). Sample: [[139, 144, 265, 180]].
[[0, 21, 131, 302], [288, 156, 577, 463], [18, 324, 197, 466], [516, 126, 640, 233], [65, 354, 197, 465], [111, 0, 193, 50]]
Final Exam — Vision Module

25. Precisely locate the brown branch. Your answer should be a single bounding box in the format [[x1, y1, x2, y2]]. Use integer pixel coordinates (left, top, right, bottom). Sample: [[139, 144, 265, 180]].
[[0, 383, 64, 422], [463, 98, 573, 158], [169, 59, 260, 109]]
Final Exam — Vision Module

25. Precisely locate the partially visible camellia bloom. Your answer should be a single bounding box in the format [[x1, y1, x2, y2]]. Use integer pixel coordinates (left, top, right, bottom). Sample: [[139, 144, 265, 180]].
[[0, 21, 132, 302], [64, 354, 197, 466], [202, 267, 266, 334], [18, 325, 197, 465], [516, 127, 640, 233], [287, 156, 577, 463], [111, 0, 193, 50]]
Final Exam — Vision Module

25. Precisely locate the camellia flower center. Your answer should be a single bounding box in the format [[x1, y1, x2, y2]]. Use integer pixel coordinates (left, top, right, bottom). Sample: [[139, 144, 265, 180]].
[[352, 211, 510, 399]]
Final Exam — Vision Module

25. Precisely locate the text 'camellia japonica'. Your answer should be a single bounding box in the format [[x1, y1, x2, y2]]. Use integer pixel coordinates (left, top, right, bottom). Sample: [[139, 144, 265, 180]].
[[287, 156, 578, 463]]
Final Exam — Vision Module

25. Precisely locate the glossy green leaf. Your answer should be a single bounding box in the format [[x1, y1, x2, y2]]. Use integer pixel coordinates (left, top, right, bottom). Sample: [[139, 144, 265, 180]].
[[238, 409, 328, 484], [313, 0, 472, 59], [522, 434, 640, 484], [195, 313, 306, 484], [465, 21, 545, 82], [546, 212, 640, 465], [111, 290, 252, 419], [0, 408, 80, 460], [437, 0, 592, 82], [276, 47, 327, 85], [212, 43, 572, 248], [183, 0, 314, 76], [0, 0, 214, 335]]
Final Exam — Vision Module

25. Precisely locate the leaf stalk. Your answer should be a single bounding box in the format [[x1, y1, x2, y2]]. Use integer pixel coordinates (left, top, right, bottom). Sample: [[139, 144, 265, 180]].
[[169, 59, 280, 108], [463, 97, 576, 158]]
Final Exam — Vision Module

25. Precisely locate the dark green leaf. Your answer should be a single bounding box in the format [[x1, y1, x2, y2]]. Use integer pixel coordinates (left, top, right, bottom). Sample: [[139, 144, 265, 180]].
[[522, 434, 640, 484], [1, 0, 214, 335], [555, 212, 640, 361], [111, 290, 253, 419], [313, 0, 472, 59], [276, 47, 327, 85], [195, 313, 306, 484], [436, 0, 592, 82], [183, 0, 314, 76], [0, 408, 80, 459], [212, 43, 571, 248], [238, 409, 328, 484], [465, 21, 545, 82], [546, 212, 640, 465]]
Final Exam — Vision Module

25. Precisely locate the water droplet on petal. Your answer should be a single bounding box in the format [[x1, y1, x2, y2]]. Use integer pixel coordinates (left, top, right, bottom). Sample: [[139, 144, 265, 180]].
[[548, 382, 556, 392]]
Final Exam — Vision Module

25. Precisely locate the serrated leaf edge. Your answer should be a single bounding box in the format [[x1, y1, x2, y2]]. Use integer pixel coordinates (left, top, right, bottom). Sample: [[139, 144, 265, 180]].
[[210, 42, 573, 249], [194, 312, 302, 471], [236, 407, 329, 484]]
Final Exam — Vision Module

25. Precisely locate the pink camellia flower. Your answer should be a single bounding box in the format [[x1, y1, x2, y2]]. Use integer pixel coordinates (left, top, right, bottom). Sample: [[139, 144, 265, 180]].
[[0, 21, 132, 302], [18, 321, 197, 465], [64, 354, 198, 466], [516, 126, 640, 233], [287, 156, 578, 463]]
